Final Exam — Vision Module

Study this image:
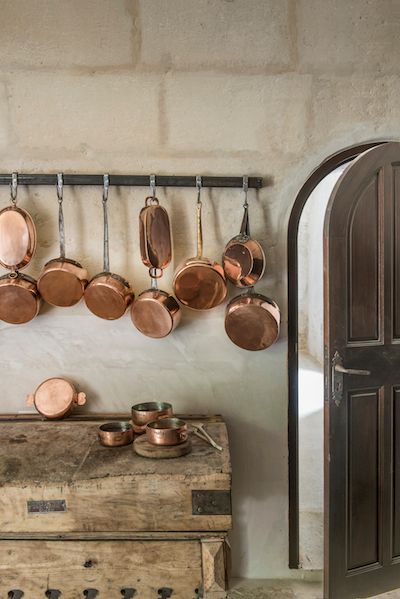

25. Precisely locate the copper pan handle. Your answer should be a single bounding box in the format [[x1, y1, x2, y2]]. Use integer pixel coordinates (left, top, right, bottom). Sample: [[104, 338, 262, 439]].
[[77, 392, 87, 406], [196, 176, 203, 259], [57, 173, 66, 260], [102, 174, 110, 273], [26, 394, 34, 406], [239, 175, 250, 238]]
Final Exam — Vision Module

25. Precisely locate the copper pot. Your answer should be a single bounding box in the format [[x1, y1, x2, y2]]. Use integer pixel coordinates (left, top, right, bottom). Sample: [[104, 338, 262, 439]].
[[98, 422, 134, 447], [26, 377, 87, 420], [37, 174, 88, 307], [0, 272, 41, 324], [225, 291, 280, 351], [84, 175, 134, 320], [132, 401, 173, 432], [146, 417, 188, 446], [173, 178, 227, 310], [131, 188, 181, 338], [222, 178, 265, 288]]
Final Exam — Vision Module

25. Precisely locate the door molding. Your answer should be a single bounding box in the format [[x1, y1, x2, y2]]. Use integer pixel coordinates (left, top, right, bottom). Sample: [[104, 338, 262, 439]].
[[287, 140, 388, 569]]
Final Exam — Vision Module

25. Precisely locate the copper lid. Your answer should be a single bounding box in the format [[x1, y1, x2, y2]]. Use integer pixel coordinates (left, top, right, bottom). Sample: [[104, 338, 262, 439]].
[[27, 377, 86, 419], [0, 206, 36, 270], [139, 200, 172, 270]]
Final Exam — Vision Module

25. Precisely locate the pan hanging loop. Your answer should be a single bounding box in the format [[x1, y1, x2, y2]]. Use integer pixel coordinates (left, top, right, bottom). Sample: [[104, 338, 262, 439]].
[[102, 174, 110, 273], [10, 172, 18, 206], [56, 173, 66, 260]]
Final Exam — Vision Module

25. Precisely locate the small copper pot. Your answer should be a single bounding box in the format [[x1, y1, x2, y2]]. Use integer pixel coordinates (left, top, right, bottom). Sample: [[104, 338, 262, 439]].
[[131, 286, 181, 338], [0, 272, 41, 324], [98, 422, 134, 447], [27, 377, 87, 420], [132, 401, 173, 432], [146, 417, 188, 446], [225, 291, 280, 351], [223, 200, 265, 288]]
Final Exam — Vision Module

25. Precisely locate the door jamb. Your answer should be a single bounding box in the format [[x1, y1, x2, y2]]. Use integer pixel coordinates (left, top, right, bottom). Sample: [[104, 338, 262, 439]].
[[287, 140, 388, 569]]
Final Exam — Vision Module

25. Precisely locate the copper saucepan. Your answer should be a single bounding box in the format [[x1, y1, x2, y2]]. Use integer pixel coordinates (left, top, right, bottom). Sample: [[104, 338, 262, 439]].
[[131, 401, 173, 433], [146, 417, 188, 446], [0, 173, 41, 324], [37, 174, 88, 307], [131, 180, 181, 338], [84, 175, 134, 319], [225, 290, 280, 351], [173, 177, 227, 310], [222, 176, 265, 287], [98, 422, 134, 447], [27, 377, 87, 420]]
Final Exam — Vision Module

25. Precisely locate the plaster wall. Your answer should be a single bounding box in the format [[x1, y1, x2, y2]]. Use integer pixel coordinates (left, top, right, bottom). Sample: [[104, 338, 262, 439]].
[[0, 0, 399, 579]]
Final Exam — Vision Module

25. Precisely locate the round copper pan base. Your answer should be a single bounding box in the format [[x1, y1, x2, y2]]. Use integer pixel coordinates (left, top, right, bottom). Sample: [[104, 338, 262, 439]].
[[173, 260, 227, 310], [223, 239, 265, 288], [38, 258, 87, 307], [0, 206, 37, 271], [131, 290, 181, 338], [0, 274, 40, 324], [225, 294, 280, 351], [84, 273, 134, 320]]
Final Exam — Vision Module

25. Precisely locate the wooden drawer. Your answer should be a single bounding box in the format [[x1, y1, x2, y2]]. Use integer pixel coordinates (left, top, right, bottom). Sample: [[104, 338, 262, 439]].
[[0, 536, 229, 599], [0, 416, 232, 534]]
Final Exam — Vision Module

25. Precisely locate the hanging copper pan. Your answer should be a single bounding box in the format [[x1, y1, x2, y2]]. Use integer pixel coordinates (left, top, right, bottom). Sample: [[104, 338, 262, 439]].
[[84, 175, 134, 320], [0, 173, 41, 324], [222, 176, 265, 288], [37, 174, 88, 307], [173, 177, 227, 310], [225, 290, 280, 351], [131, 181, 181, 338]]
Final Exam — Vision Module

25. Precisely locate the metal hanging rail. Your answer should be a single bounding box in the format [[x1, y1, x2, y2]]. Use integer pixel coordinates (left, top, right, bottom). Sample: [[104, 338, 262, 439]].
[[0, 173, 263, 189]]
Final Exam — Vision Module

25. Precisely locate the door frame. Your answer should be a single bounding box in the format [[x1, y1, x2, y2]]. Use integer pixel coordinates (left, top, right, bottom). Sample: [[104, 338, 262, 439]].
[[287, 140, 388, 569]]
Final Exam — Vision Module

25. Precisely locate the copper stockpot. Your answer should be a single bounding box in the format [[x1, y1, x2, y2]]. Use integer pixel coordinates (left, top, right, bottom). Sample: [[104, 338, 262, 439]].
[[146, 417, 188, 446], [225, 291, 280, 351], [0, 272, 40, 324], [84, 175, 134, 320], [98, 422, 134, 447], [173, 178, 227, 310], [37, 174, 88, 307], [222, 178, 265, 288], [131, 187, 181, 338], [0, 174, 41, 324], [132, 401, 173, 433], [26, 377, 87, 420]]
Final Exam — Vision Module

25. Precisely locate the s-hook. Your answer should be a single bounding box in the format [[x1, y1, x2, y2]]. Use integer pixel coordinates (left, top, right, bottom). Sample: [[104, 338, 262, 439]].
[[10, 172, 18, 205]]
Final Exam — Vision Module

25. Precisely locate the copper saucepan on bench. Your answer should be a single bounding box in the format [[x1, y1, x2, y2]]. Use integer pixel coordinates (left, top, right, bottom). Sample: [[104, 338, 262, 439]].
[[84, 175, 134, 319], [37, 174, 88, 307], [0, 173, 41, 324], [173, 176, 227, 310]]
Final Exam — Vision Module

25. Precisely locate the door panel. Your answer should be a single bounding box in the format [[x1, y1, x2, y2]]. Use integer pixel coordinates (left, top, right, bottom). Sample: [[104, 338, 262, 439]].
[[324, 142, 400, 599]]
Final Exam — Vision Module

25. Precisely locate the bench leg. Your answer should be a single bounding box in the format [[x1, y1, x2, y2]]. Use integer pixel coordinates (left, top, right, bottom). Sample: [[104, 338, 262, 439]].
[[201, 538, 230, 599]]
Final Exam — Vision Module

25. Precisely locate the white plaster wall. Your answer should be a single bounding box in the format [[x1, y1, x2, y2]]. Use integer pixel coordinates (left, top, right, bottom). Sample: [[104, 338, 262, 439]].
[[0, 0, 399, 580]]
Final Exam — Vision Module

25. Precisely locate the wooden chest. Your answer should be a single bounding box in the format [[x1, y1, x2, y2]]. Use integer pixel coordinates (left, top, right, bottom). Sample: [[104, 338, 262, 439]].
[[0, 414, 232, 599]]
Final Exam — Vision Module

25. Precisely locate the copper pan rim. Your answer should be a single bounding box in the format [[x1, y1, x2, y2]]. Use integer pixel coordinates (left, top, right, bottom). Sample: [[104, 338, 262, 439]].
[[173, 259, 227, 311]]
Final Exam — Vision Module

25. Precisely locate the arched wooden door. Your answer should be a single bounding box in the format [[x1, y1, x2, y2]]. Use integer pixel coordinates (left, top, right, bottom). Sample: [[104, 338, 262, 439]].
[[325, 141, 400, 598]]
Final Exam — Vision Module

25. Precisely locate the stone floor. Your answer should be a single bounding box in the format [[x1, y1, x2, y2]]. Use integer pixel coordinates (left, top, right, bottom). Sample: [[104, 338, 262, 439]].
[[227, 579, 400, 599]]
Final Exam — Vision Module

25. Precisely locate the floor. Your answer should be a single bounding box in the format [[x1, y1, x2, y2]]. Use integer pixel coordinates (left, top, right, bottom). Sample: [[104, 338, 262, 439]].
[[228, 579, 400, 599]]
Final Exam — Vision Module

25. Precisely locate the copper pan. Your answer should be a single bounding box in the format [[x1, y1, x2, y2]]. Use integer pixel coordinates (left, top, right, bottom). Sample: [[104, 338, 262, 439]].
[[131, 401, 173, 433], [0, 272, 40, 324], [146, 417, 188, 446], [173, 177, 227, 310], [131, 182, 181, 338], [225, 290, 280, 351], [223, 177, 265, 288], [26, 377, 87, 420], [84, 175, 134, 320], [37, 174, 88, 307], [98, 422, 134, 447]]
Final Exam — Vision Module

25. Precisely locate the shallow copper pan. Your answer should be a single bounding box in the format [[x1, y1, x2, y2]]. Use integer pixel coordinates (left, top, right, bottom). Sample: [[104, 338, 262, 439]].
[[223, 201, 265, 288], [225, 292, 280, 351], [38, 257, 88, 307], [139, 197, 172, 270], [131, 288, 181, 338], [0, 205, 36, 271], [173, 193, 227, 310], [26, 377, 87, 420], [0, 272, 40, 324]]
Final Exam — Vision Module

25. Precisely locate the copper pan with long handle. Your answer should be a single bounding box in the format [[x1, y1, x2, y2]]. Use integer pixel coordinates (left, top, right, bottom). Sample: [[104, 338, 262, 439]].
[[84, 175, 134, 320], [225, 289, 280, 351], [37, 174, 88, 307], [131, 177, 181, 338], [222, 176, 265, 288], [173, 176, 227, 310], [0, 173, 41, 324]]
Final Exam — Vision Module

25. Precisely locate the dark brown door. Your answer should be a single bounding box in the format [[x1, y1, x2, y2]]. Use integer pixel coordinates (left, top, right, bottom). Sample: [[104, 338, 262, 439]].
[[324, 142, 400, 599]]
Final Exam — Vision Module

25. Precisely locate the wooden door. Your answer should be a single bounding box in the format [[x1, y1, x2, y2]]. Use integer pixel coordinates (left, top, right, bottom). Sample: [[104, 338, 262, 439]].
[[324, 142, 400, 599]]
